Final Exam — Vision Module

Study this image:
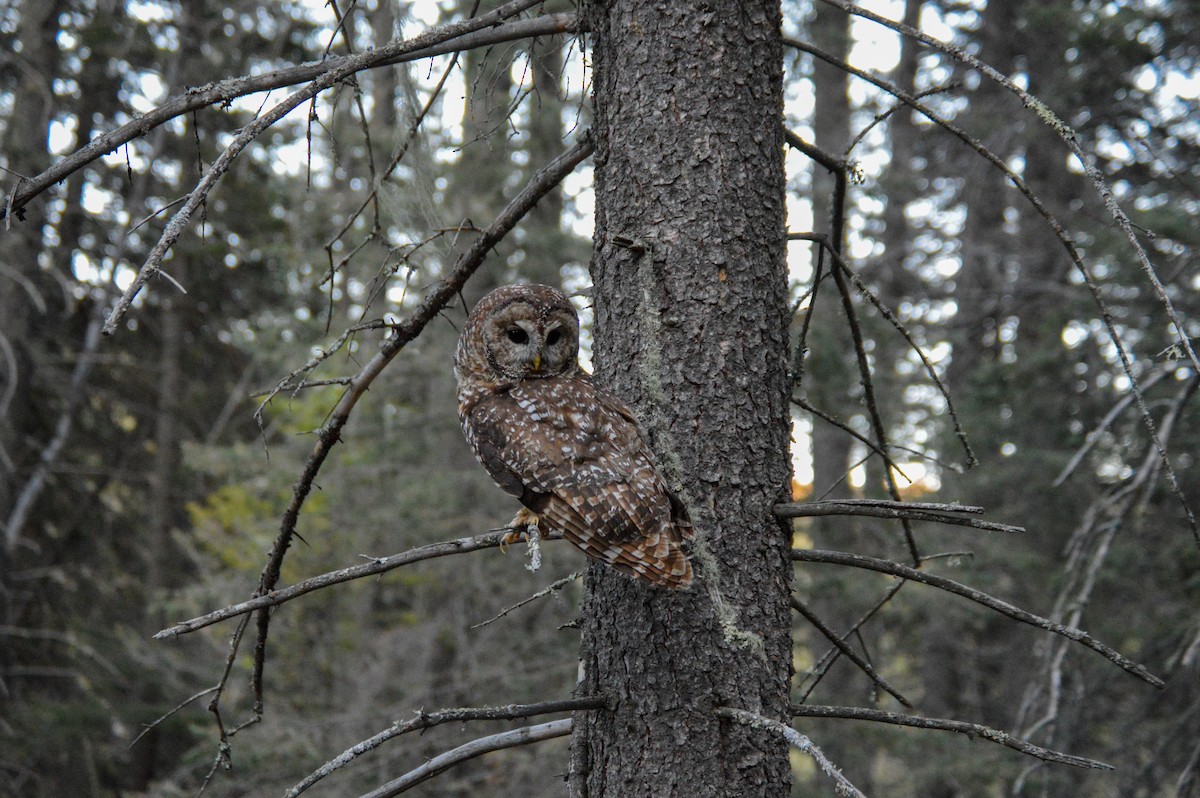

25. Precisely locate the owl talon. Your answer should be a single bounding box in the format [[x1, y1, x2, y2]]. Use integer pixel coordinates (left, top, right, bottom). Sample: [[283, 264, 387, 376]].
[[499, 527, 526, 553], [498, 508, 539, 553]]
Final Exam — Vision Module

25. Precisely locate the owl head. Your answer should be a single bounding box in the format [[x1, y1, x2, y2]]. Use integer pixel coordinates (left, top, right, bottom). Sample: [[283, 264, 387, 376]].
[[455, 284, 582, 386]]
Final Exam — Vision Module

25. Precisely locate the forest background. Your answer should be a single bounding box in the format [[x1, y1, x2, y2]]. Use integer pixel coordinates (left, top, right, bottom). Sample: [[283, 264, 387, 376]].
[[0, 0, 1197, 796]]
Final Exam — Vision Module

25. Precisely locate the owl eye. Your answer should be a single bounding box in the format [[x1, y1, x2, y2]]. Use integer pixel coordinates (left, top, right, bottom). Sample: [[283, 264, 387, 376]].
[[545, 329, 562, 346], [505, 327, 529, 344]]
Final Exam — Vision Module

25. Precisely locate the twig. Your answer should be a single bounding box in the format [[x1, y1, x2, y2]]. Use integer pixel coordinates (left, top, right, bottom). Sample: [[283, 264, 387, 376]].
[[128, 685, 219, 749], [321, 41, 464, 279], [796, 233, 976, 468], [715, 707, 867, 798], [155, 528, 564, 639], [776, 501, 1024, 534], [792, 395, 965, 475], [790, 395, 911, 480], [472, 570, 581, 629], [287, 697, 604, 797], [798, 580, 907, 703], [790, 704, 1113, 770], [360, 718, 572, 798], [1052, 366, 1173, 486], [790, 594, 912, 707], [792, 548, 1163, 687]]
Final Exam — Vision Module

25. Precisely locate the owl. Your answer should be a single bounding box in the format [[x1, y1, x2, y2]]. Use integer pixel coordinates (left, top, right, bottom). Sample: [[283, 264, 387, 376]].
[[454, 284, 694, 589]]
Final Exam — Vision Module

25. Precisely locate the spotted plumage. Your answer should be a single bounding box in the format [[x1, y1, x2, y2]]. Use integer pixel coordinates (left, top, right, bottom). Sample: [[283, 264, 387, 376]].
[[455, 284, 693, 589]]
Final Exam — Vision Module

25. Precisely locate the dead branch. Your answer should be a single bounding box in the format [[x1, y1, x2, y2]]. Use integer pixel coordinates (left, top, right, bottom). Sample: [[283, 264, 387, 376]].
[[794, 231, 976, 468], [155, 528, 565, 639], [1016, 372, 1199, 748], [776, 500, 1025, 534], [790, 594, 912, 707], [1, 11, 579, 224], [1053, 365, 1174, 486], [129, 685, 219, 750], [797, 580, 907, 704], [792, 548, 1163, 687], [715, 707, 867, 798], [4, 301, 104, 553], [287, 697, 604, 797], [790, 704, 1113, 770], [472, 571, 582, 629], [360, 718, 572, 798]]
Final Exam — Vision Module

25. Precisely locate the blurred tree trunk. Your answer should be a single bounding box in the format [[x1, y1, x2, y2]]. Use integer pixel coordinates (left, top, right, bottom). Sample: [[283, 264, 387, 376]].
[[572, 2, 793, 796], [922, 4, 1022, 797], [0, 0, 67, 557], [807, 0, 855, 515], [944, 0, 1019, 395], [861, 0, 922, 499]]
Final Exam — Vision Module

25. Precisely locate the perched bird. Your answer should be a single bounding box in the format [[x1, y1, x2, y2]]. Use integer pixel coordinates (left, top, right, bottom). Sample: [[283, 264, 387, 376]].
[[454, 284, 693, 589]]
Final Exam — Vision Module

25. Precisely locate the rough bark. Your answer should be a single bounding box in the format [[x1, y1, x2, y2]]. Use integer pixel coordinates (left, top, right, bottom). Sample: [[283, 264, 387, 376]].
[[572, 2, 793, 796]]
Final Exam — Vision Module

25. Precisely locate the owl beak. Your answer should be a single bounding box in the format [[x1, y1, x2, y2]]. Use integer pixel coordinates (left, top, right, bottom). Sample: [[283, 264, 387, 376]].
[[531, 353, 543, 372]]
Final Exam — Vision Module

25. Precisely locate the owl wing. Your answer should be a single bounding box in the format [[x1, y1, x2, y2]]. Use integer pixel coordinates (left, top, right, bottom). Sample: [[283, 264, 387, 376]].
[[464, 377, 693, 588]]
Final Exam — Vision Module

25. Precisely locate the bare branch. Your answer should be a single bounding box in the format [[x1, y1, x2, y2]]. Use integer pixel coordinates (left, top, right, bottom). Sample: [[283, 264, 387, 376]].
[[776, 500, 1025, 534], [472, 571, 582, 629], [102, 0, 553, 334], [792, 548, 1163, 687], [793, 232, 976, 468], [1052, 366, 1174, 486], [128, 685, 219, 750], [361, 718, 572, 798], [155, 528, 564, 639], [791, 394, 913, 480], [1, 11, 580, 224], [790, 704, 1113, 770], [287, 697, 605, 797], [798, 580, 907, 704], [716, 707, 867, 798], [790, 594, 912, 707], [4, 302, 105, 553]]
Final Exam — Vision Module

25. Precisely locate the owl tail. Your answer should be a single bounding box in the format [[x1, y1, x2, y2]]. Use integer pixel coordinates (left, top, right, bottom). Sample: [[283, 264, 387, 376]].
[[540, 497, 694, 589]]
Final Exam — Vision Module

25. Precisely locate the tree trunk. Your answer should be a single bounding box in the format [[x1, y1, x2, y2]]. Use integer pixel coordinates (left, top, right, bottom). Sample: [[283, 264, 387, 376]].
[[806, 0, 855, 517], [572, 2, 793, 796]]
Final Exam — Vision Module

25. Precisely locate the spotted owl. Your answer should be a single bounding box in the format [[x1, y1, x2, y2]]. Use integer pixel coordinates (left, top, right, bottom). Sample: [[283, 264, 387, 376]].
[[454, 284, 694, 589]]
